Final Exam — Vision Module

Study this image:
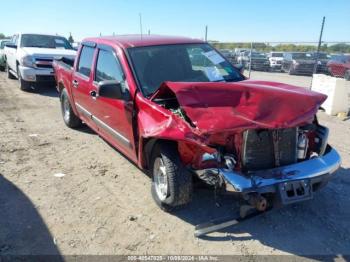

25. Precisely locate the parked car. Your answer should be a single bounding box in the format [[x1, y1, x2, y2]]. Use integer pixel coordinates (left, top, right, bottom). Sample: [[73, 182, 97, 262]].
[[219, 49, 236, 63], [282, 52, 316, 75], [267, 52, 284, 71], [0, 39, 11, 71], [53, 35, 340, 214], [238, 51, 270, 71], [4, 33, 76, 91], [312, 52, 331, 74], [327, 54, 350, 80]]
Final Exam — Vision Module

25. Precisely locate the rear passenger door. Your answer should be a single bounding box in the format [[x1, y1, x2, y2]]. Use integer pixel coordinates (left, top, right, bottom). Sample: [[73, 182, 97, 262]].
[[71, 43, 97, 127], [91, 46, 136, 160]]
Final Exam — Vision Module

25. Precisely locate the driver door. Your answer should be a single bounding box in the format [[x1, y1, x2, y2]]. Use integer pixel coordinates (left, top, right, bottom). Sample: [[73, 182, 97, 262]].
[[90, 46, 136, 161]]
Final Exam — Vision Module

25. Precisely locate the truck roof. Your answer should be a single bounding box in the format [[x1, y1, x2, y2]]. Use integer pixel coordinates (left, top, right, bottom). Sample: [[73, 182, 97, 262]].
[[83, 34, 204, 49]]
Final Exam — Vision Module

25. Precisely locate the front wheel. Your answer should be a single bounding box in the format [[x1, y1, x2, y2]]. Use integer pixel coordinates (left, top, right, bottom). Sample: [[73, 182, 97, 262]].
[[17, 65, 32, 91], [151, 143, 192, 212], [6, 63, 16, 79], [60, 88, 82, 128]]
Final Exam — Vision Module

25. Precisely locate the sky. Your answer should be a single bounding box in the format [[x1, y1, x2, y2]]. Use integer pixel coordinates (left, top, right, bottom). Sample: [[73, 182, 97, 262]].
[[1, 0, 349, 43]]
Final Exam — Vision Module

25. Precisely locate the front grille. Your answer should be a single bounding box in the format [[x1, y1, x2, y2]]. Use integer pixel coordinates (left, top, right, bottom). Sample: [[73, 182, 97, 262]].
[[36, 75, 55, 82], [35, 58, 53, 69], [242, 128, 297, 171]]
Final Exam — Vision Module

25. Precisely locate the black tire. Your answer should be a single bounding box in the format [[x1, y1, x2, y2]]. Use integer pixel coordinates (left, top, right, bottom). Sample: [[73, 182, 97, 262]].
[[60, 88, 82, 128], [344, 70, 350, 81], [150, 142, 192, 212], [6, 63, 16, 79], [17, 65, 32, 91], [0, 65, 5, 72]]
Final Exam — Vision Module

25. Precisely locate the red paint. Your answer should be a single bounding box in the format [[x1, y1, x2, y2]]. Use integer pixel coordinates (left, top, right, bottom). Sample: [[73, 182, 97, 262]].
[[327, 55, 350, 78], [54, 35, 327, 172]]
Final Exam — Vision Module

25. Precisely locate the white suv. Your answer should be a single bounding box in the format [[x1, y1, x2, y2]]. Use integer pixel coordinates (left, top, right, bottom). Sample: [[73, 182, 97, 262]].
[[4, 33, 76, 91], [267, 52, 284, 71]]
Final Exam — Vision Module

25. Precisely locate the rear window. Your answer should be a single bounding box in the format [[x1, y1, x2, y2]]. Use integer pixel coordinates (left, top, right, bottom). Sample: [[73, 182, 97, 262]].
[[78, 46, 95, 77], [20, 34, 73, 49]]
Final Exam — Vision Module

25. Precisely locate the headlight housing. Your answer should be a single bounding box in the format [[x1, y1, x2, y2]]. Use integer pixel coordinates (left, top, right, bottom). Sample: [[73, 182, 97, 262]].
[[21, 55, 35, 68]]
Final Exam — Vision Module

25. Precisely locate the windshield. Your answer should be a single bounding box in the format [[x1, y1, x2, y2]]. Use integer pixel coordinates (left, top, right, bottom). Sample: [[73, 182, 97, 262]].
[[251, 52, 267, 58], [20, 34, 73, 49], [0, 41, 10, 49], [291, 53, 313, 60], [316, 53, 331, 59], [128, 43, 244, 96], [271, 53, 283, 57]]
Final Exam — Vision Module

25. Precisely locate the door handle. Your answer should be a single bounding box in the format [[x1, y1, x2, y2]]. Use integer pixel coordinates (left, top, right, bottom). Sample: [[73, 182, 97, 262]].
[[72, 80, 79, 88]]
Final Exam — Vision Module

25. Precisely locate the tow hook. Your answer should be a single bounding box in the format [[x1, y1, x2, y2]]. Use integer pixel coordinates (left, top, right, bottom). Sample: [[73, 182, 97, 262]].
[[194, 195, 271, 238]]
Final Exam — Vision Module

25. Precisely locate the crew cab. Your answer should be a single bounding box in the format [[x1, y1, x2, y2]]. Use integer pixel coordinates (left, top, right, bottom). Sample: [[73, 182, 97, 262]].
[[282, 52, 315, 75], [4, 33, 76, 91], [53, 35, 341, 212]]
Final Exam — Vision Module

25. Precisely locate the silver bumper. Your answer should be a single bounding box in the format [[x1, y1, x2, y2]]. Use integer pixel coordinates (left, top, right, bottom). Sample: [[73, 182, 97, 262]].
[[196, 146, 341, 193]]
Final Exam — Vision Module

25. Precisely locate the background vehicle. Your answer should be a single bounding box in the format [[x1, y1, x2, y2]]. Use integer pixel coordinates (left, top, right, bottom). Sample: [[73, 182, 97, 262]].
[[312, 52, 331, 74], [238, 51, 270, 71], [267, 52, 284, 71], [0, 39, 10, 71], [282, 52, 315, 75], [327, 54, 350, 80], [4, 33, 76, 91], [53, 35, 340, 215], [219, 49, 236, 63]]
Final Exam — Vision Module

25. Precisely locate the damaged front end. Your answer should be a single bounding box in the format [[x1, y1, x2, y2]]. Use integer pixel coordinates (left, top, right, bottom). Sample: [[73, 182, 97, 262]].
[[144, 80, 341, 207]]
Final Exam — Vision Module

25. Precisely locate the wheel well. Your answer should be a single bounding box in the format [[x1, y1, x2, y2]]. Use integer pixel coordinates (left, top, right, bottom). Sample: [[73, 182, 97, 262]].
[[142, 138, 178, 170]]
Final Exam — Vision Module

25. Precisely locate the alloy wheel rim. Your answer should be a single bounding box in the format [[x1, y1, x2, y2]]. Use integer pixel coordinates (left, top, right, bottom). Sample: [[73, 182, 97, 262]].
[[153, 157, 168, 201], [63, 97, 70, 122]]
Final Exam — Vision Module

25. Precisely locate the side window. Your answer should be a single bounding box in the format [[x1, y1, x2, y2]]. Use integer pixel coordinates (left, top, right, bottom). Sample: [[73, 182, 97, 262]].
[[95, 49, 124, 82], [78, 46, 95, 77]]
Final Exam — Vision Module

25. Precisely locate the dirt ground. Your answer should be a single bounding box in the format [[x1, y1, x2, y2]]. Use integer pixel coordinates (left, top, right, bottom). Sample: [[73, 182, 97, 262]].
[[0, 71, 349, 259]]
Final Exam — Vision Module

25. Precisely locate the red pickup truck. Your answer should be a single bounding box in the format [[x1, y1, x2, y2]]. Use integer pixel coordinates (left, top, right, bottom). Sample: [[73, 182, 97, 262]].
[[53, 35, 341, 214]]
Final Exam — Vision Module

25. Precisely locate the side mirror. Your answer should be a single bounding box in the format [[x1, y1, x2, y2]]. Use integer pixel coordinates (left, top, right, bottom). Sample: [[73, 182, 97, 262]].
[[5, 43, 17, 49], [98, 80, 130, 100], [234, 64, 245, 74]]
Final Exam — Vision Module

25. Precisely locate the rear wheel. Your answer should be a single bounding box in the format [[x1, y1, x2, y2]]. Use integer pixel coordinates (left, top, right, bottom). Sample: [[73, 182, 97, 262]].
[[150, 142, 192, 212], [344, 70, 350, 81], [60, 88, 82, 128], [17, 65, 32, 91]]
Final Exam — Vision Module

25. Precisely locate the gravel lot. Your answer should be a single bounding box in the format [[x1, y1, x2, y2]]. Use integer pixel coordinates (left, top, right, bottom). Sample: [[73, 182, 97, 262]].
[[0, 71, 349, 258]]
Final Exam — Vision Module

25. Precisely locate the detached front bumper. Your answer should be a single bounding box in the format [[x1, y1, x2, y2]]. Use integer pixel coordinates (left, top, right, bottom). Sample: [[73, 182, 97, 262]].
[[195, 146, 341, 194], [18, 65, 55, 83]]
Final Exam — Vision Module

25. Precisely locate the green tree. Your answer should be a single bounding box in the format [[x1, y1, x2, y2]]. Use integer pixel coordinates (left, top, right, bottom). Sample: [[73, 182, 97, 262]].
[[0, 33, 6, 39]]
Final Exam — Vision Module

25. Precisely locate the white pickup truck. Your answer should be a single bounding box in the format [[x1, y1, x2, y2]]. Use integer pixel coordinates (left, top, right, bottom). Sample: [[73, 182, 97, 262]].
[[4, 33, 76, 91]]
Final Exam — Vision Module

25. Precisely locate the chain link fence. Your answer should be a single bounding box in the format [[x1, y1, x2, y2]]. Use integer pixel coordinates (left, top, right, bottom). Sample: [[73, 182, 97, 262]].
[[212, 41, 350, 87]]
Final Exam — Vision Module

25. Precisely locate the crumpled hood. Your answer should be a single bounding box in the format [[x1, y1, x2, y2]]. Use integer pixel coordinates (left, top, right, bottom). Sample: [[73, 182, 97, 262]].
[[22, 47, 76, 58], [152, 80, 327, 133]]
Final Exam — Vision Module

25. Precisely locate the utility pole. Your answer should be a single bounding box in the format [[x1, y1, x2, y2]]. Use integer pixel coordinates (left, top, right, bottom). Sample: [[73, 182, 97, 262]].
[[249, 42, 253, 78], [139, 13, 143, 39], [205, 25, 208, 42], [313, 16, 326, 74]]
